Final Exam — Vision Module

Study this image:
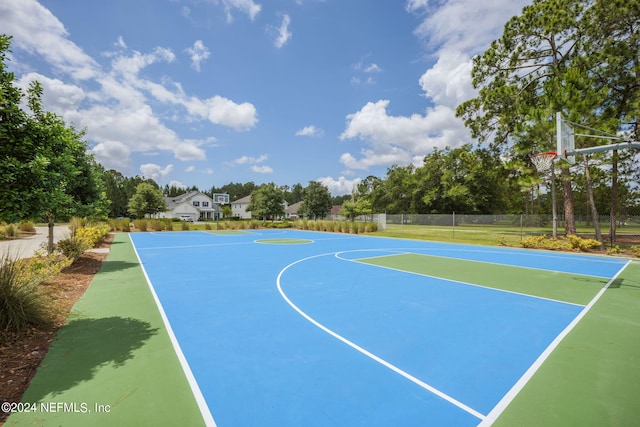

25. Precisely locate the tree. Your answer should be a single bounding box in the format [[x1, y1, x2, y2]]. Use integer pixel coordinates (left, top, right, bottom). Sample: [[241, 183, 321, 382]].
[[0, 36, 107, 251], [340, 198, 372, 222], [102, 169, 129, 218], [582, 0, 640, 241], [354, 176, 385, 213], [246, 183, 285, 220], [456, 0, 591, 234], [300, 181, 332, 219], [127, 183, 167, 218]]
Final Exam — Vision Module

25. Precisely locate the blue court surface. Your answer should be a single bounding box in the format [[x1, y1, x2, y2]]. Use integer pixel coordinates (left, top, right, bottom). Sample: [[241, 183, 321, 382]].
[[129, 230, 628, 426]]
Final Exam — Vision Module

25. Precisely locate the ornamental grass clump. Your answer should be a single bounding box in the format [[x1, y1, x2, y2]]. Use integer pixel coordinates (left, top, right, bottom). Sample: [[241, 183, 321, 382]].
[[0, 253, 71, 338]]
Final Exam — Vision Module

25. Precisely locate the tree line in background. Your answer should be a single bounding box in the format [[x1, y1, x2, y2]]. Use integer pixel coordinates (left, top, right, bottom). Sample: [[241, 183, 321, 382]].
[[456, 0, 639, 239], [1, 0, 639, 243]]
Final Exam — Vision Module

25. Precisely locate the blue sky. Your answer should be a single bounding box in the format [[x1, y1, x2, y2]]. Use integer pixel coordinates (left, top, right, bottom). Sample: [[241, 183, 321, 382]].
[[1, 0, 530, 195]]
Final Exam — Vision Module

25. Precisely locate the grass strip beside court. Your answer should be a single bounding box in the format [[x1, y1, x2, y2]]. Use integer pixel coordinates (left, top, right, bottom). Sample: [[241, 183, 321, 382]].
[[357, 253, 607, 305], [6, 233, 204, 427]]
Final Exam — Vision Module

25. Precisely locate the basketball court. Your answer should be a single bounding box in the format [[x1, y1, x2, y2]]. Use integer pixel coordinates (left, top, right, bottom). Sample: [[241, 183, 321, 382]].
[[125, 229, 630, 426]]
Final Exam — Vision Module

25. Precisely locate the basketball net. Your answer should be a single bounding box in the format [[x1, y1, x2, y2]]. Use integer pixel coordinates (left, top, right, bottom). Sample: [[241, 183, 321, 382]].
[[530, 151, 557, 173]]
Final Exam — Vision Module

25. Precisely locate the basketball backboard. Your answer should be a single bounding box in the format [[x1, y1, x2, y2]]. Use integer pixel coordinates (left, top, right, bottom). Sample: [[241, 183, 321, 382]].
[[213, 193, 230, 204], [556, 112, 576, 165]]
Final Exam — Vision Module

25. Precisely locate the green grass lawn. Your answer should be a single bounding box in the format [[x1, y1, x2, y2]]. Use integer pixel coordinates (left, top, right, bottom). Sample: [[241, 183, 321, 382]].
[[374, 222, 640, 248]]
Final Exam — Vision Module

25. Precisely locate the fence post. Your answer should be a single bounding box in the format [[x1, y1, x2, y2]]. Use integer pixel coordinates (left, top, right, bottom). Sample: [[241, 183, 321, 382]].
[[520, 214, 523, 240], [452, 211, 455, 239]]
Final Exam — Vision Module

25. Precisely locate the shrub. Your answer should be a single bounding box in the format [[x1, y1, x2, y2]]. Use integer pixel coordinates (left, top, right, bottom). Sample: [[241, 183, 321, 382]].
[[120, 219, 131, 232], [567, 235, 602, 252], [108, 219, 119, 231], [520, 235, 548, 249], [181, 222, 190, 231], [136, 219, 148, 231], [3, 223, 18, 238], [521, 235, 602, 252], [0, 253, 71, 337], [606, 245, 623, 255], [149, 219, 164, 231], [19, 220, 35, 233], [205, 223, 212, 230], [69, 217, 84, 237], [56, 236, 91, 260], [75, 224, 110, 247], [631, 245, 640, 258], [164, 219, 173, 231]]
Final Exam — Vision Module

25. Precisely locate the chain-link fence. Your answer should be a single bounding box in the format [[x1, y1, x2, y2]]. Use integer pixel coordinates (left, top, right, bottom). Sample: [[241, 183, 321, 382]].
[[379, 214, 640, 245]]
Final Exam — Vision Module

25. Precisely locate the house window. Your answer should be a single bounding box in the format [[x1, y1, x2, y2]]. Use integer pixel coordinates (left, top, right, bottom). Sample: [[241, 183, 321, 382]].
[[202, 201, 209, 207], [193, 201, 200, 207]]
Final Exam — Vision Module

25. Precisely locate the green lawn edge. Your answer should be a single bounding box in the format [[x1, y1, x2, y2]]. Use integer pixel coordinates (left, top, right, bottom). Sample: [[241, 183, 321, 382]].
[[6, 233, 205, 427]]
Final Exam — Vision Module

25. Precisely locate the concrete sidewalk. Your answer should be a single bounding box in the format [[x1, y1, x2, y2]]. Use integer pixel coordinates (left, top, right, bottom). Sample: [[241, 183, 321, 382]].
[[0, 225, 70, 259]]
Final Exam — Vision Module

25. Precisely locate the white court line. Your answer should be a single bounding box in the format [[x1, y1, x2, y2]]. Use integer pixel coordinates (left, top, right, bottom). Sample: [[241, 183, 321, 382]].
[[276, 252, 486, 421], [129, 235, 217, 427], [479, 259, 633, 426]]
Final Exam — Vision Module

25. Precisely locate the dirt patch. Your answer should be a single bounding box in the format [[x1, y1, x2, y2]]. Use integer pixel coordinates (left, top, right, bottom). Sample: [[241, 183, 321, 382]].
[[0, 233, 114, 424]]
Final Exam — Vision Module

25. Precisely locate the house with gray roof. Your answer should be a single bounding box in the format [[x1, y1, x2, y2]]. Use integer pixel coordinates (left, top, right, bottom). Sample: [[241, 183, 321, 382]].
[[159, 191, 220, 221], [231, 195, 252, 219], [231, 195, 290, 220]]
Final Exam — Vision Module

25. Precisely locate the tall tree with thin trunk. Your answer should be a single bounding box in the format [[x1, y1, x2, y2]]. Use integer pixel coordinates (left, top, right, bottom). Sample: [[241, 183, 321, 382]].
[[457, 0, 590, 234]]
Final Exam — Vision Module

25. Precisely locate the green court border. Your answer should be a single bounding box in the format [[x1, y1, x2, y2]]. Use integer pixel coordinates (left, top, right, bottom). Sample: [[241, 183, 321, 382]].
[[492, 261, 640, 426], [5, 233, 204, 426], [359, 253, 640, 424], [6, 233, 640, 426]]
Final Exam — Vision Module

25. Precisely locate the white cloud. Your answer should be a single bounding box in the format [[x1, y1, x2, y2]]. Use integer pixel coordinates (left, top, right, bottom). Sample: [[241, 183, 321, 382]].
[[316, 176, 362, 196], [0, 2, 259, 172], [0, 0, 99, 80], [251, 165, 273, 174], [418, 51, 474, 108], [186, 166, 196, 172], [185, 40, 210, 72], [272, 13, 292, 48], [231, 154, 268, 165], [338, 0, 530, 171], [17, 72, 85, 116], [204, 96, 258, 129], [230, 154, 272, 173], [91, 140, 131, 171], [295, 125, 323, 137], [340, 100, 469, 170], [405, 0, 429, 13], [409, 0, 527, 55], [169, 180, 187, 189], [351, 58, 382, 85], [111, 47, 176, 78], [221, 0, 262, 23], [115, 36, 127, 49], [364, 63, 382, 73], [174, 142, 206, 161], [140, 163, 174, 182], [340, 149, 412, 170]]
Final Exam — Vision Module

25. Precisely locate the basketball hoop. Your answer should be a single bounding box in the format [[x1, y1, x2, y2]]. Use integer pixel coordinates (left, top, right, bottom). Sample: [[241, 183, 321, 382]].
[[530, 151, 557, 173]]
